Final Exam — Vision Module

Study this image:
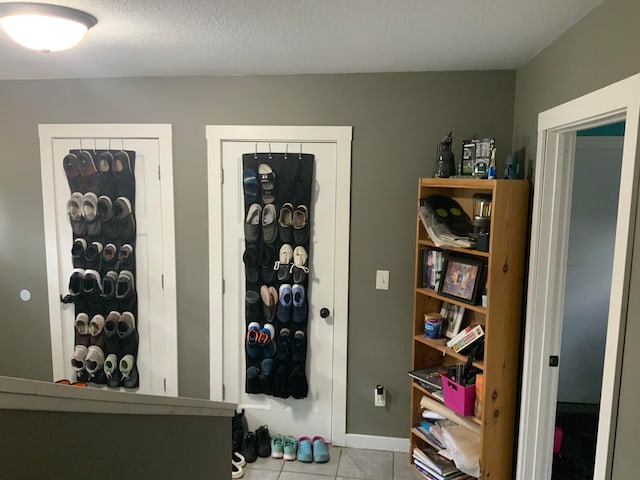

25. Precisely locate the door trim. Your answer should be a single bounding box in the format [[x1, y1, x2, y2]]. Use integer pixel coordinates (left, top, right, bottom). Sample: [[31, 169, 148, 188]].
[[206, 125, 352, 445], [38, 123, 178, 395], [517, 75, 640, 479]]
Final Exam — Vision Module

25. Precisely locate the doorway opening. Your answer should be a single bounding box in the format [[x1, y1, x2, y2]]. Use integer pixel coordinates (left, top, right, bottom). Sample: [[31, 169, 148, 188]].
[[551, 123, 625, 480], [517, 74, 640, 480]]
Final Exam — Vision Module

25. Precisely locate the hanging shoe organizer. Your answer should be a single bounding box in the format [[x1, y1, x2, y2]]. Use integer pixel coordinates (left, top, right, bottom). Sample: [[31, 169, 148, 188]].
[[62, 148, 140, 389], [242, 150, 314, 399]]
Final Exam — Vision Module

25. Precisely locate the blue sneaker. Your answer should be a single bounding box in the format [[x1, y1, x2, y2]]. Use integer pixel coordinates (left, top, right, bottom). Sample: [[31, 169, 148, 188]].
[[296, 436, 313, 463], [312, 436, 330, 463], [246, 322, 261, 358]]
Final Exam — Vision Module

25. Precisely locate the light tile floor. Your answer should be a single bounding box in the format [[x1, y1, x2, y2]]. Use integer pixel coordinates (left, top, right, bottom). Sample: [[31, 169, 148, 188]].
[[240, 447, 425, 480]]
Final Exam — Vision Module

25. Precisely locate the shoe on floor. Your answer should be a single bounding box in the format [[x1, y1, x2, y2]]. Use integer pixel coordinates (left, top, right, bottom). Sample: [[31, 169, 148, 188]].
[[312, 436, 330, 463], [296, 436, 313, 463], [255, 425, 271, 458], [241, 431, 258, 463], [283, 436, 297, 461], [232, 461, 244, 479], [271, 434, 284, 459], [232, 451, 246, 468]]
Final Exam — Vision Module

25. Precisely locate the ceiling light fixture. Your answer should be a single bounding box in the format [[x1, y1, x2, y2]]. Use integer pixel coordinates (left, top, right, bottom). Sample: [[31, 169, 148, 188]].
[[0, 2, 97, 53]]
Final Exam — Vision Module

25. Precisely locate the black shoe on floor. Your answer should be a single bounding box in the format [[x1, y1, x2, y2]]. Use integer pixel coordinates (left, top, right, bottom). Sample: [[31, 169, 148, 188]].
[[241, 432, 258, 463], [255, 425, 271, 458]]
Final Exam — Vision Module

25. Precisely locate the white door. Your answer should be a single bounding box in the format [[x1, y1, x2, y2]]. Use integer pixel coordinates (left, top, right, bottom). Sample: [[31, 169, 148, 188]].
[[208, 126, 352, 444], [39, 124, 178, 396]]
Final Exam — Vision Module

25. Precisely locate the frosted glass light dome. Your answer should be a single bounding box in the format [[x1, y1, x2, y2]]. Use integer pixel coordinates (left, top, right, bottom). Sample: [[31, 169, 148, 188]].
[[0, 3, 97, 53]]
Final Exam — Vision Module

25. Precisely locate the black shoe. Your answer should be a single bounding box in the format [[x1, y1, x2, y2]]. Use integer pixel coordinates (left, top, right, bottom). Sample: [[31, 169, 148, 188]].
[[255, 425, 271, 458], [113, 151, 136, 202], [241, 432, 258, 463]]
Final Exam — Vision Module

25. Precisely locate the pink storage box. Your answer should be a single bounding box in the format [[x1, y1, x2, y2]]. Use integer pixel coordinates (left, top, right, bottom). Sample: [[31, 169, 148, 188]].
[[440, 374, 476, 416]]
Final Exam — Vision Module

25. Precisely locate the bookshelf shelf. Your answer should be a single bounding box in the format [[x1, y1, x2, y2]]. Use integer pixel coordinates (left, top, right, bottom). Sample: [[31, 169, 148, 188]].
[[409, 178, 529, 479], [418, 239, 490, 258], [415, 288, 487, 314], [413, 336, 485, 370]]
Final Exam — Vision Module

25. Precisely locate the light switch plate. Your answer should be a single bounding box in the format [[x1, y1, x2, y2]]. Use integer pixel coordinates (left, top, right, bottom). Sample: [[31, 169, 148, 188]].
[[376, 270, 389, 290]]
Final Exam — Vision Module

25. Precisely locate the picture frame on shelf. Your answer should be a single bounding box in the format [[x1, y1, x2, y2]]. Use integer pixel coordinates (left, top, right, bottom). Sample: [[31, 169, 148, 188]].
[[437, 255, 484, 305], [440, 302, 466, 339]]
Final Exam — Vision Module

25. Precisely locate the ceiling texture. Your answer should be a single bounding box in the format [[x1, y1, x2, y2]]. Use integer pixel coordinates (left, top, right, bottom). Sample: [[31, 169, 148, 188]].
[[0, 0, 604, 80]]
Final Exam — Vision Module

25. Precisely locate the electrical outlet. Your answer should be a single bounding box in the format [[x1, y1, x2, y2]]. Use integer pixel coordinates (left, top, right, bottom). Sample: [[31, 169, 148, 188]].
[[374, 385, 386, 407], [376, 270, 389, 290]]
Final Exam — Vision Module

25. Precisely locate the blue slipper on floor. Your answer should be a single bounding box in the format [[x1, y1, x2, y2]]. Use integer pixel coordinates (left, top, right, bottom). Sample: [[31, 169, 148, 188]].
[[297, 436, 313, 463], [312, 436, 330, 463]]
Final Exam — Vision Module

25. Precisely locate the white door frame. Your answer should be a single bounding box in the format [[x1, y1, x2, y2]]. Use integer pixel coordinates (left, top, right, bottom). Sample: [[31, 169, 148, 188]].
[[517, 75, 640, 479], [206, 125, 352, 445], [38, 123, 178, 395]]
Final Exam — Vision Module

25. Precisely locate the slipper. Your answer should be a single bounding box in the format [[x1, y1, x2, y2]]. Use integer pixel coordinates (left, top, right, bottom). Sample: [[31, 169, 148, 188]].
[[278, 203, 294, 243], [82, 192, 101, 237], [97, 195, 118, 239], [242, 245, 260, 285], [117, 244, 135, 271], [78, 150, 101, 195], [63, 153, 84, 193], [71, 345, 88, 372], [104, 311, 121, 356], [259, 358, 275, 395], [85, 345, 105, 377], [114, 197, 135, 242], [261, 204, 278, 244], [67, 192, 86, 236], [113, 151, 136, 201], [293, 205, 310, 245], [232, 461, 244, 479], [71, 238, 88, 269], [296, 436, 313, 463], [244, 203, 262, 244], [270, 435, 284, 459], [243, 168, 259, 204], [312, 436, 330, 463], [282, 436, 297, 461], [89, 314, 105, 337], [101, 270, 117, 298], [75, 312, 90, 335], [118, 311, 139, 355], [97, 151, 117, 200], [258, 164, 277, 204], [292, 284, 308, 324], [232, 452, 246, 468], [68, 268, 85, 296], [85, 241, 103, 271], [102, 243, 118, 270], [292, 246, 309, 284], [276, 244, 293, 282], [83, 269, 102, 296], [289, 365, 309, 399]]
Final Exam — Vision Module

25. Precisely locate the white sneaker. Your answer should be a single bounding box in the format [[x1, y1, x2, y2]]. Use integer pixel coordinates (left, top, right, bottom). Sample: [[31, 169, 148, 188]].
[[292, 246, 309, 283]]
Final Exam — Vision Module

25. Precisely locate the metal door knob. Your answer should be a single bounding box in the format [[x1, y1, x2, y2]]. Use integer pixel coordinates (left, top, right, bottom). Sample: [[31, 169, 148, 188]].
[[320, 308, 331, 318]]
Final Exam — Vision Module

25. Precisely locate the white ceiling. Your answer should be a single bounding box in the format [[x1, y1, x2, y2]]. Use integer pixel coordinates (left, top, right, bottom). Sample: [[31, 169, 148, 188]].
[[0, 0, 604, 80]]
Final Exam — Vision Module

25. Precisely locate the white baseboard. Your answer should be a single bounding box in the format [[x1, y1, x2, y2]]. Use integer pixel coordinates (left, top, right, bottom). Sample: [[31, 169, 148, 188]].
[[344, 434, 409, 452]]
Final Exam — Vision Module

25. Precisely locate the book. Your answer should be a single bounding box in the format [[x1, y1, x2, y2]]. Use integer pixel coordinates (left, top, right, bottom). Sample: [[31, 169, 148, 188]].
[[408, 365, 447, 390], [413, 447, 459, 476], [446, 324, 484, 354]]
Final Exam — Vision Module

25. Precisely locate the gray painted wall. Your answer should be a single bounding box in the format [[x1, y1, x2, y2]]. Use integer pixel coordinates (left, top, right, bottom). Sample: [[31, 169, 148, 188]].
[[0, 410, 229, 479], [558, 137, 622, 404], [0, 72, 515, 437], [512, 0, 640, 475]]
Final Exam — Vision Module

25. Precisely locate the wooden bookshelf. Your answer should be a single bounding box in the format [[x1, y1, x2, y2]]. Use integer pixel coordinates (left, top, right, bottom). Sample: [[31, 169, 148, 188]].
[[409, 178, 529, 479]]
